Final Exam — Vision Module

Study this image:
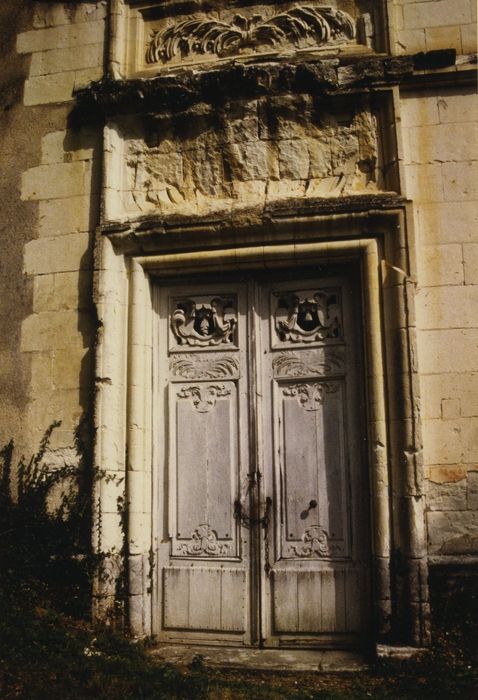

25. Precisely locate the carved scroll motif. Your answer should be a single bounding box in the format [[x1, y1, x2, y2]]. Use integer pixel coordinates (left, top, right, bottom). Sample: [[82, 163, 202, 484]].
[[177, 384, 231, 412], [146, 5, 356, 64], [170, 354, 239, 380], [290, 526, 344, 557], [291, 526, 330, 557], [171, 297, 237, 347], [272, 350, 344, 378], [282, 382, 338, 411], [179, 524, 230, 556], [275, 290, 341, 344]]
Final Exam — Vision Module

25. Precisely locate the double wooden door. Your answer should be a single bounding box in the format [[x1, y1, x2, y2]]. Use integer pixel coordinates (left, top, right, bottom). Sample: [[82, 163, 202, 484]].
[[154, 270, 369, 648]]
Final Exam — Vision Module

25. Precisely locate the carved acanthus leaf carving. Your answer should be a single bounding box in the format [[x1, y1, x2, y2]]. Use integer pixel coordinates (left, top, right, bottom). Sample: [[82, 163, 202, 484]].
[[272, 350, 344, 378], [171, 297, 237, 347], [275, 290, 341, 343], [282, 382, 338, 411], [292, 526, 330, 557], [170, 354, 239, 380], [291, 525, 344, 557], [146, 5, 355, 64], [179, 524, 230, 556], [177, 384, 231, 412]]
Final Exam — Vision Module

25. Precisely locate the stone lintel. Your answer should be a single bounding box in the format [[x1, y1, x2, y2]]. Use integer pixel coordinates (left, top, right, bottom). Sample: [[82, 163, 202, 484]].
[[99, 193, 406, 245]]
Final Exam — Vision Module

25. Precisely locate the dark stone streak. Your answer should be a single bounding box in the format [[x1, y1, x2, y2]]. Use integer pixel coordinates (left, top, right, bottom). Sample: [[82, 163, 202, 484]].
[[73, 54, 422, 121]]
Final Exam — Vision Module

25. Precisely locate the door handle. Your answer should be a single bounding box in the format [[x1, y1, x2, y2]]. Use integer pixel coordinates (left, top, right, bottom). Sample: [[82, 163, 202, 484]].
[[300, 499, 317, 519]]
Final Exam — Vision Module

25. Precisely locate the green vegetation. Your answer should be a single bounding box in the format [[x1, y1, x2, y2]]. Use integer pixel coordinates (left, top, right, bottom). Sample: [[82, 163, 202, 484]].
[[0, 427, 476, 699]]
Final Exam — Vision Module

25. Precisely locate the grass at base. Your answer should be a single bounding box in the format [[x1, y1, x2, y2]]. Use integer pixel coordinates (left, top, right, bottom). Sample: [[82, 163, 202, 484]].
[[1, 585, 477, 700]]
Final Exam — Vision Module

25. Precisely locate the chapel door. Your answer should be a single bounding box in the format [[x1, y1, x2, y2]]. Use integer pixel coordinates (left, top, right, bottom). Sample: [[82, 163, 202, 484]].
[[154, 272, 369, 648]]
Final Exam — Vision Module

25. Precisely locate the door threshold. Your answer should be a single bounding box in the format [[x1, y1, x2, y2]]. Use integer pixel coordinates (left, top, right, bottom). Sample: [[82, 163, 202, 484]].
[[149, 645, 368, 672]]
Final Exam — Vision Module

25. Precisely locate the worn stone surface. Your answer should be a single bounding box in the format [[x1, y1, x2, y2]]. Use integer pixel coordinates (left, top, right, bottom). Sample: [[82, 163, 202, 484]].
[[113, 97, 381, 219]]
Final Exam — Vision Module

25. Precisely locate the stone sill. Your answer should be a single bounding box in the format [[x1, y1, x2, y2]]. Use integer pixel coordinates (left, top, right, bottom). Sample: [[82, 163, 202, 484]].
[[376, 645, 430, 661], [149, 644, 368, 672]]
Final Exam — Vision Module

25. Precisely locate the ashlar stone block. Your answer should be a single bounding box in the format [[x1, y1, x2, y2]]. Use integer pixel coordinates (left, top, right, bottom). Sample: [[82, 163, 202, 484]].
[[417, 329, 478, 375], [416, 286, 478, 330], [400, 94, 439, 128], [417, 244, 464, 287], [437, 90, 478, 124], [425, 25, 462, 52], [403, 0, 472, 30], [24, 232, 92, 276], [405, 123, 478, 165], [17, 20, 105, 54], [426, 479, 467, 511], [427, 510, 478, 554], [38, 195, 96, 237], [442, 161, 478, 202], [22, 162, 92, 201]]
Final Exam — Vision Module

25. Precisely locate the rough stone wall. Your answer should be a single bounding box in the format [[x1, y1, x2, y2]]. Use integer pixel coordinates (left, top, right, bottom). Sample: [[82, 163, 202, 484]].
[[400, 87, 478, 558], [392, 0, 477, 54], [1, 1, 106, 461]]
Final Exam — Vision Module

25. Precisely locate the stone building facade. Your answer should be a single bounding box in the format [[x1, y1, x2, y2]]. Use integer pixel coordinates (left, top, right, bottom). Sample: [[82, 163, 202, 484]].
[[0, 0, 477, 657]]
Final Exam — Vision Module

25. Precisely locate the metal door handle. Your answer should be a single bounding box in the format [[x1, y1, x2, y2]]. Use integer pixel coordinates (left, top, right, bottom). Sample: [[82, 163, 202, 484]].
[[300, 499, 317, 519]]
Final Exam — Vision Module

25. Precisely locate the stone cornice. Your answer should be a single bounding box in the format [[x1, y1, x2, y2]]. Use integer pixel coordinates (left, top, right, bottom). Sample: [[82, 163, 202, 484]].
[[72, 49, 474, 120]]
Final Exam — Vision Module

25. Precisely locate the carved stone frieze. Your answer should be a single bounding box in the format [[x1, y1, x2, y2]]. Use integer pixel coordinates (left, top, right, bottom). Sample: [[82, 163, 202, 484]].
[[177, 384, 232, 412], [275, 290, 341, 343], [178, 524, 230, 556], [272, 350, 344, 378], [170, 354, 239, 380], [282, 382, 338, 411], [146, 5, 356, 65], [171, 297, 237, 347]]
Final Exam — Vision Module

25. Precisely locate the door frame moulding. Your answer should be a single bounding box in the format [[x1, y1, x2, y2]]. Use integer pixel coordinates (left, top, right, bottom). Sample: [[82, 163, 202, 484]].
[[92, 205, 430, 651]]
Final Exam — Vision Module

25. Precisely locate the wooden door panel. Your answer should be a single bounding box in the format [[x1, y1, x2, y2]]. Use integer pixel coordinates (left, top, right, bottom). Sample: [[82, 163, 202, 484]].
[[155, 283, 250, 643], [277, 379, 348, 558], [260, 275, 368, 647], [272, 568, 361, 634], [171, 381, 238, 557], [163, 567, 246, 632]]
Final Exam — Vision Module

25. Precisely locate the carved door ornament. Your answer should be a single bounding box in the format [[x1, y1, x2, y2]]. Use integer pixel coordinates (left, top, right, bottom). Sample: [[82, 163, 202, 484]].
[[290, 525, 345, 557], [171, 296, 237, 347], [282, 381, 338, 411], [146, 5, 356, 64], [177, 384, 231, 412], [275, 290, 341, 343], [272, 349, 344, 378], [170, 354, 239, 380], [179, 524, 231, 556]]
